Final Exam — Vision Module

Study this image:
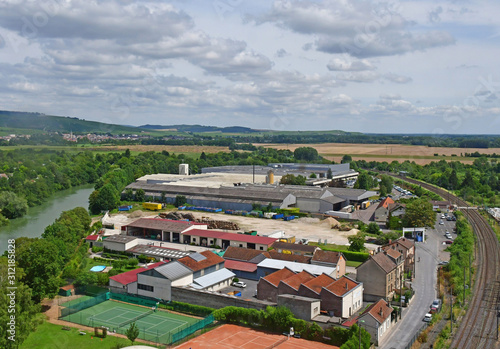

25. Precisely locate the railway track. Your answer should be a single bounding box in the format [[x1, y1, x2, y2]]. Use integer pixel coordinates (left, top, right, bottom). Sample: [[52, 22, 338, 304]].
[[396, 176, 500, 348]]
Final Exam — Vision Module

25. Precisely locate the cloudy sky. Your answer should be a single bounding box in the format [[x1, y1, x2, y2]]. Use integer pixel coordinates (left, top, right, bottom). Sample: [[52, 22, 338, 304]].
[[0, 0, 499, 134]]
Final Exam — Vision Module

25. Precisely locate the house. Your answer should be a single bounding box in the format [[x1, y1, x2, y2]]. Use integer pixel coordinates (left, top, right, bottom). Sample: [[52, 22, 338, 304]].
[[271, 241, 319, 256], [374, 197, 395, 223], [177, 251, 225, 278], [382, 237, 415, 274], [298, 273, 337, 300], [256, 259, 336, 279], [257, 267, 296, 302], [320, 276, 363, 318], [311, 250, 346, 278], [85, 234, 101, 248], [109, 261, 166, 294], [277, 270, 316, 299], [430, 200, 451, 211], [358, 299, 394, 346], [136, 261, 193, 300], [356, 250, 404, 302], [387, 202, 406, 218]]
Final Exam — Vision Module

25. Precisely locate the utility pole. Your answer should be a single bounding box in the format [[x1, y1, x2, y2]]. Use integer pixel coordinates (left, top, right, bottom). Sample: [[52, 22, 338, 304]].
[[450, 286, 453, 335]]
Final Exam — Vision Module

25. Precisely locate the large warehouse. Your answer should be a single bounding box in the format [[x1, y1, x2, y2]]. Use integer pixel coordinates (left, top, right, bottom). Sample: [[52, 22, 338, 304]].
[[123, 164, 374, 213]]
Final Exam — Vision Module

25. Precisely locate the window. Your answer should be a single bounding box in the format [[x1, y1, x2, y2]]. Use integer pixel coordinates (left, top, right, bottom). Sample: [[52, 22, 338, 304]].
[[239, 244, 243, 247], [138, 284, 154, 292], [260, 246, 264, 250]]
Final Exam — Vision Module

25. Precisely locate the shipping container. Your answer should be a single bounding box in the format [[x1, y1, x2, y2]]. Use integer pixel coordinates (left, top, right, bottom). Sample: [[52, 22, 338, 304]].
[[143, 202, 162, 211]]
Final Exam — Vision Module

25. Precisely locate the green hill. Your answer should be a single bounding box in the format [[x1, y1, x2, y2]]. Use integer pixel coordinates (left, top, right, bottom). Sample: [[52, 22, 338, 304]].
[[0, 111, 146, 134], [140, 124, 258, 133]]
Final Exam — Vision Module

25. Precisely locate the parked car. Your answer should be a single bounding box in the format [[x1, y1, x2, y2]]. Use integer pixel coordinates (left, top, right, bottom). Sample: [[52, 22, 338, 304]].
[[443, 240, 453, 245], [430, 299, 442, 313], [445, 234, 453, 240], [232, 281, 247, 288], [438, 261, 449, 265], [423, 313, 433, 322], [439, 221, 444, 225]]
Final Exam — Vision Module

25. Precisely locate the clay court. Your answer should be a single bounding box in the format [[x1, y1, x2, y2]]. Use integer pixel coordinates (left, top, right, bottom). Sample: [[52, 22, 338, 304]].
[[174, 324, 339, 349]]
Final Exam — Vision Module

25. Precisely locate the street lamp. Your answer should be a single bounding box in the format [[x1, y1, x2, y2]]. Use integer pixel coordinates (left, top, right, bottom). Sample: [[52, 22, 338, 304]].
[[358, 319, 365, 349]]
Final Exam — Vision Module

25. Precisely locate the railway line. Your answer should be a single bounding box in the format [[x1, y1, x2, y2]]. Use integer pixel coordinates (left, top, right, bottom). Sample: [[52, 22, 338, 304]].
[[397, 176, 500, 348]]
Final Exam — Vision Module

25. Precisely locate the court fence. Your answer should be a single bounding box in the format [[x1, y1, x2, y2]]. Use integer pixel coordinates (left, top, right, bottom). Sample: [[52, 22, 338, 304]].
[[59, 291, 215, 345]]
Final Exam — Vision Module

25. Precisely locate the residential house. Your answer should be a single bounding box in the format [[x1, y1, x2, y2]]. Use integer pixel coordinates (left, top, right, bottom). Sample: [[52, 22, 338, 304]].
[[382, 237, 415, 274], [320, 276, 363, 318], [109, 261, 166, 293], [387, 202, 406, 218], [177, 251, 225, 279], [374, 197, 395, 223], [135, 261, 193, 300], [311, 250, 346, 278], [298, 273, 337, 300], [358, 299, 394, 346], [356, 250, 404, 301], [277, 270, 316, 298]]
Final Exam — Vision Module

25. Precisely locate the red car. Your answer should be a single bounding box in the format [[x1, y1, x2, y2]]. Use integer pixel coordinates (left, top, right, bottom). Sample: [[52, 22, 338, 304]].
[[444, 240, 453, 245]]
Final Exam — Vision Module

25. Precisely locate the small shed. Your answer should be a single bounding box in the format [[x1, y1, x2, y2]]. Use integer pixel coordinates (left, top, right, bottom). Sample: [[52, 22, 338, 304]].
[[59, 284, 75, 297]]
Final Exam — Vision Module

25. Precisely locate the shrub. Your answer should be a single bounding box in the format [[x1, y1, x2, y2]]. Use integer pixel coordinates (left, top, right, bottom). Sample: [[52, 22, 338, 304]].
[[92, 246, 104, 253]]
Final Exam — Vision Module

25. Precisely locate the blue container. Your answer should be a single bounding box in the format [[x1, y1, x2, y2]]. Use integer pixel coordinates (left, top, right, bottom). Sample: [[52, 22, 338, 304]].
[[272, 213, 284, 219]]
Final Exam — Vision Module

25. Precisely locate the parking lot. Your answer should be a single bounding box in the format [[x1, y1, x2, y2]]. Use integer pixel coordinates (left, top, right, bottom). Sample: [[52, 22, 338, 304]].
[[219, 278, 259, 299]]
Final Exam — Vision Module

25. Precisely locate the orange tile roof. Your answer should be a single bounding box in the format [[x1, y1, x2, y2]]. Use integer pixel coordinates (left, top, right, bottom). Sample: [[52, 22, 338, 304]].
[[377, 197, 395, 209], [178, 250, 225, 272], [301, 273, 336, 294], [262, 267, 296, 287], [324, 276, 360, 296], [362, 298, 393, 324], [280, 271, 316, 291]]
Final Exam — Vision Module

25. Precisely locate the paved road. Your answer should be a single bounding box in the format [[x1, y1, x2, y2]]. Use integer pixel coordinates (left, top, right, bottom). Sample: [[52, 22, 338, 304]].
[[381, 214, 455, 348]]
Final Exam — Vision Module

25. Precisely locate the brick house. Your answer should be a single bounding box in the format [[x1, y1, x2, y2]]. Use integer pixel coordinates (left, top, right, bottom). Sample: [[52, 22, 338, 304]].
[[356, 250, 404, 302], [358, 298, 394, 346], [320, 276, 363, 318]]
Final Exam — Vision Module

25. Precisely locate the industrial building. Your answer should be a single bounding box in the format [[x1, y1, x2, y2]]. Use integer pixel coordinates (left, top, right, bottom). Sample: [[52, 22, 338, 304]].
[[124, 165, 374, 213]]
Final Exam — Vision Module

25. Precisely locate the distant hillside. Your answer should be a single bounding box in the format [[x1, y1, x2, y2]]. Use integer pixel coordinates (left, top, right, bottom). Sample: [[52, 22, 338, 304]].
[[140, 124, 259, 133], [0, 111, 145, 134]]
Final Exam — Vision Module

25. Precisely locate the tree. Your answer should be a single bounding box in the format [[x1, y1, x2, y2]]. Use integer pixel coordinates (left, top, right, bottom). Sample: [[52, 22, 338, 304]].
[[354, 172, 373, 190], [293, 147, 319, 161], [367, 222, 381, 235], [348, 232, 366, 252], [88, 183, 119, 214], [126, 322, 139, 345], [327, 168, 333, 179], [135, 189, 145, 202], [280, 174, 306, 185], [309, 173, 317, 178], [174, 195, 187, 207], [402, 198, 436, 228], [0, 191, 28, 219], [123, 188, 134, 201], [379, 184, 388, 197], [341, 155, 353, 164]]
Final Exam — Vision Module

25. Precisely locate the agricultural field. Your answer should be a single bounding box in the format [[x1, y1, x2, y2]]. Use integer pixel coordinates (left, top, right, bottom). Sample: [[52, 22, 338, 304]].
[[254, 143, 500, 164]]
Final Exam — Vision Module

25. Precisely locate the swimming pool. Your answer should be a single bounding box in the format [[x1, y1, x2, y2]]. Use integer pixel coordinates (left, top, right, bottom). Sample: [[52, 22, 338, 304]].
[[90, 265, 106, 272]]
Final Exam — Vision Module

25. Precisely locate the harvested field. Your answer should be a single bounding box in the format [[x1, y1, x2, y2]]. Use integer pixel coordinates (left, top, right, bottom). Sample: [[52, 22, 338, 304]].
[[254, 142, 500, 165]]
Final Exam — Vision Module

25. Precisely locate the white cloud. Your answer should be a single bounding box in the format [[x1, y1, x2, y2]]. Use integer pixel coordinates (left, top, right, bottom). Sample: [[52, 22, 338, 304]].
[[327, 58, 376, 72]]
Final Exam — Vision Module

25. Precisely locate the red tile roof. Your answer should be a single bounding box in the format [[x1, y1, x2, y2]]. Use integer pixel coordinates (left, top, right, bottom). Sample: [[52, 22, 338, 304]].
[[109, 261, 166, 285], [178, 250, 225, 272], [85, 235, 99, 241], [183, 229, 277, 246], [312, 250, 343, 264], [262, 267, 296, 287], [324, 276, 360, 296], [281, 271, 316, 291], [224, 259, 258, 273], [362, 299, 393, 324], [377, 197, 395, 209], [301, 273, 336, 294], [60, 284, 75, 291]]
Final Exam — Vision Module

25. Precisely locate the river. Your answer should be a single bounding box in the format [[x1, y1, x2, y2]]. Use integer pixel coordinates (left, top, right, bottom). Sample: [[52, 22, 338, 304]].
[[0, 184, 94, 253]]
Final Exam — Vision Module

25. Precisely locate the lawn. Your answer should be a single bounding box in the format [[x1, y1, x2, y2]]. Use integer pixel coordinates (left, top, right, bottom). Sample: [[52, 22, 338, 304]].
[[346, 260, 363, 267], [20, 321, 140, 349], [309, 241, 349, 251]]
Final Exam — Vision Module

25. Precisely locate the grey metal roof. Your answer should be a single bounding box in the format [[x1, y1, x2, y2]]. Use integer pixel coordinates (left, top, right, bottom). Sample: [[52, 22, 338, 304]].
[[190, 268, 235, 289], [126, 245, 191, 259], [188, 252, 207, 262], [154, 261, 192, 280], [102, 235, 137, 244], [320, 196, 345, 205], [257, 259, 336, 276], [326, 188, 376, 201]]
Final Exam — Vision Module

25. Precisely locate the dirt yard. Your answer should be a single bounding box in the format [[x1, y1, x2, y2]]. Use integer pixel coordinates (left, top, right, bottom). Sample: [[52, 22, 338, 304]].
[[104, 210, 363, 247], [254, 142, 500, 164]]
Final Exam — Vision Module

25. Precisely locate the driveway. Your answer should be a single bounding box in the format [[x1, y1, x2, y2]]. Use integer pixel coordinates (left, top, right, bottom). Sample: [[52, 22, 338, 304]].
[[381, 215, 447, 348], [219, 278, 259, 299]]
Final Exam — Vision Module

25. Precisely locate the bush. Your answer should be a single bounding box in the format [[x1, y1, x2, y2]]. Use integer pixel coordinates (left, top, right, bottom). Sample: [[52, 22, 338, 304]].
[[92, 246, 104, 253]]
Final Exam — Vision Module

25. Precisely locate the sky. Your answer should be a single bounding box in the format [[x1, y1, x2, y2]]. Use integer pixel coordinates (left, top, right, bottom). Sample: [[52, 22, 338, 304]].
[[0, 0, 499, 134]]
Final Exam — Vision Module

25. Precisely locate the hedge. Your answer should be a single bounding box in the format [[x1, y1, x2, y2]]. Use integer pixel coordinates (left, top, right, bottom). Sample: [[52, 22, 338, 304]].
[[160, 301, 214, 317]]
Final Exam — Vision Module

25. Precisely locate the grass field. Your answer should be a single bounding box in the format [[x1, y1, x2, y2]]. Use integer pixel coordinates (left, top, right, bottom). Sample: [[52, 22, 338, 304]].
[[20, 321, 135, 349], [254, 142, 500, 164], [62, 299, 199, 344]]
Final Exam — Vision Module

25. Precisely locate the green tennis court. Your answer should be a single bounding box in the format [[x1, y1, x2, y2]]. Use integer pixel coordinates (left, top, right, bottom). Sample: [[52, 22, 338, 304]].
[[61, 300, 199, 343]]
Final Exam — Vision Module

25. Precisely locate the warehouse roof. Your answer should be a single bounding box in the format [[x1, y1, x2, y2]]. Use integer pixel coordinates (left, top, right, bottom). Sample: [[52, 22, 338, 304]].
[[257, 259, 336, 276], [224, 259, 258, 273], [190, 268, 235, 289], [154, 261, 192, 280], [102, 235, 137, 244], [126, 245, 191, 260], [124, 218, 201, 233]]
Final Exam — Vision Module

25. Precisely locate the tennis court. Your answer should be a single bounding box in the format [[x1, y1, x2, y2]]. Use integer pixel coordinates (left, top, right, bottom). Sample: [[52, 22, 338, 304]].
[[61, 299, 199, 344]]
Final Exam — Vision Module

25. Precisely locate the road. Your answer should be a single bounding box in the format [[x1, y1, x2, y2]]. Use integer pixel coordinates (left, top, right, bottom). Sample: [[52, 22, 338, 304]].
[[381, 214, 455, 348]]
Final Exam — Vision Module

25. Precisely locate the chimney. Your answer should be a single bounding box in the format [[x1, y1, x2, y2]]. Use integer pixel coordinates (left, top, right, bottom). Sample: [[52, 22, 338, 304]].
[[379, 307, 383, 317], [345, 282, 348, 290], [388, 239, 392, 244]]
